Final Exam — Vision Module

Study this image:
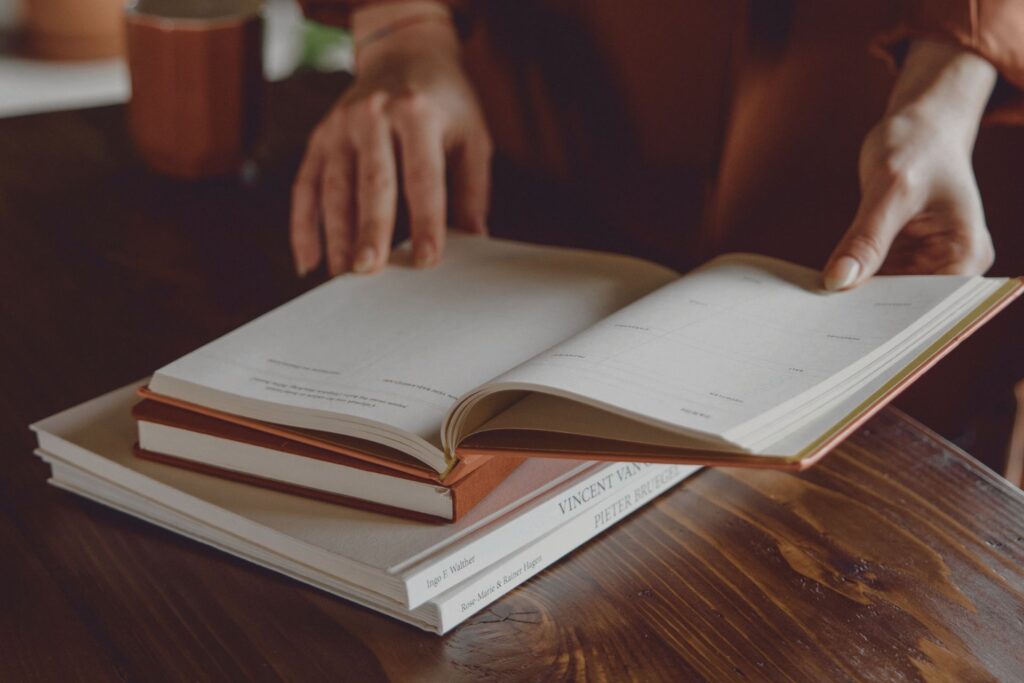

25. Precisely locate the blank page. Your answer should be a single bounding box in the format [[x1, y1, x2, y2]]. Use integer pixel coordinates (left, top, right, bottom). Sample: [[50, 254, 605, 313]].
[[471, 254, 979, 446]]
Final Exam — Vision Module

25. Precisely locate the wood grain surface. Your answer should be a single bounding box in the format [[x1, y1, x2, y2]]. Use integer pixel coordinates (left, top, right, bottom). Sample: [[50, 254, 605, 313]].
[[2, 74, 1024, 682]]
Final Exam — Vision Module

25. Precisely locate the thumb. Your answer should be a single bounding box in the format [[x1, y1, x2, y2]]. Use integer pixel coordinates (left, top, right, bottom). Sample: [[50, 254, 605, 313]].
[[823, 183, 912, 291]]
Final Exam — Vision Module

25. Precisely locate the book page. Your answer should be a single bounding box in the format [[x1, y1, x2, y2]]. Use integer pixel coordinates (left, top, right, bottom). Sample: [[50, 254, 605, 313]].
[[150, 234, 677, 461], [463, 254, 977, 447]]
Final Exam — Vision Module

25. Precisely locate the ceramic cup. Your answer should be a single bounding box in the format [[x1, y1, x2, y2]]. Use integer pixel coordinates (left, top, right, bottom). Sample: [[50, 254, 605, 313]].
[[22, 0, 126, 60], [125, 0, 264, 179]]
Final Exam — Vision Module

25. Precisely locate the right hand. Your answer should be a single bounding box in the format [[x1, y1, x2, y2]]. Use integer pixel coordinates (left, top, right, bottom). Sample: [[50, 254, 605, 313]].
[[822, 39, 997, 291], [290, 1, 493, 276]]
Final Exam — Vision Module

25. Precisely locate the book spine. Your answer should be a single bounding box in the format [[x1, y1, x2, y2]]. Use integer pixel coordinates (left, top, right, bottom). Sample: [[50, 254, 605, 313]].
[[403, 461, 700, 608], [431, 463, 693, 633]]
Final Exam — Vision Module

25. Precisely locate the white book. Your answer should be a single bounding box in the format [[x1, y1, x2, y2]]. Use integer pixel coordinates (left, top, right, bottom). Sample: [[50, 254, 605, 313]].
[[31, 382, 700, 612], [41, 452, 691, 634]]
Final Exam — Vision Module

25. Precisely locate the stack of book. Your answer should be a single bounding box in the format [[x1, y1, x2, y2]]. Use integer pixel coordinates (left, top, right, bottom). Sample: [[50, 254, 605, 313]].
[[30, 235, 1021, 633], [34, 383, 699, 633]]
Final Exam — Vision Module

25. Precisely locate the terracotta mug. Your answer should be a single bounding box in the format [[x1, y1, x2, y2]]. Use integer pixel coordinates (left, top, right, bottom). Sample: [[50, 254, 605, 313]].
[[125, 0, 264, 179], [21, 0, 127, 60]]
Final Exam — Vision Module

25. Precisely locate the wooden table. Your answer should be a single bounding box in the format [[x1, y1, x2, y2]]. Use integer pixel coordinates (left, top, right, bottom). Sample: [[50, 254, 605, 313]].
[[3, 75, 1024, 682]]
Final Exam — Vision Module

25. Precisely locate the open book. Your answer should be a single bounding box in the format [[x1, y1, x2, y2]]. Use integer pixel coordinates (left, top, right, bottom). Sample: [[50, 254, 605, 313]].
[[142, 233, 1021, 486]]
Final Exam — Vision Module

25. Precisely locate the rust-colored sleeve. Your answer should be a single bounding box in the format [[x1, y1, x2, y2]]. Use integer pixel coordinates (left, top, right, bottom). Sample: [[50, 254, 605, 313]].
[[297, 0, 469, 28], [874, 0, 1024, 124]]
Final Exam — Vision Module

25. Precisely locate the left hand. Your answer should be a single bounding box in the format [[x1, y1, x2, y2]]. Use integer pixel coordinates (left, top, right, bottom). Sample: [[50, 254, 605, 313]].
[[823, 40, 998, 290]]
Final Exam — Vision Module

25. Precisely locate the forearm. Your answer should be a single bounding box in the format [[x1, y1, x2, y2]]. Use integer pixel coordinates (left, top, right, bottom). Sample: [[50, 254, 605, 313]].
[[886, 40, 997, 148], [351, 0, 459, 71]]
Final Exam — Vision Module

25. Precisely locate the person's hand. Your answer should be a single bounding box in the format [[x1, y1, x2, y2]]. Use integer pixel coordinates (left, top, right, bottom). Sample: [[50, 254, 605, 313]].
[[291, 1, 493, 277], [823, 40, 998, 290]]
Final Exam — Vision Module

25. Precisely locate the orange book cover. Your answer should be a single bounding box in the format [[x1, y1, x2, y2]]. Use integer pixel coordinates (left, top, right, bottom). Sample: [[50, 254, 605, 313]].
[[137, 386, 491, 483], [132, 399, 523, 523]]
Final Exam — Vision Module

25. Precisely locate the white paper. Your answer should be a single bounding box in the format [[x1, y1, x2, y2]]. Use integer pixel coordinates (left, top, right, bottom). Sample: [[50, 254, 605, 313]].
[[467, 254, 984, 448]]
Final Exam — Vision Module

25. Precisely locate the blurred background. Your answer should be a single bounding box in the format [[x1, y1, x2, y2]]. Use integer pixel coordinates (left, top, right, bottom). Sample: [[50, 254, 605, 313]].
[[0, 0, 349, 118]]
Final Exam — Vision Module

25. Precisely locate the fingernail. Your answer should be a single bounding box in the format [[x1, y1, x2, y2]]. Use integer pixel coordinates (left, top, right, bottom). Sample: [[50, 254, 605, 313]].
[[353, 246, 377, 274], [824, 256, 861, 291], [414, 240, 436, 268]]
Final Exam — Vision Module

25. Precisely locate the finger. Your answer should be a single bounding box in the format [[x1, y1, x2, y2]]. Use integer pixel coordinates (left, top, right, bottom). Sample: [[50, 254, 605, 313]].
[[452, 133, 492, 235], [823, 180, 914, 291], [320, 144, 356, 276], [393, 112, 446, 267], [351, 99, 398, 274], [290, 136, 325, 276]]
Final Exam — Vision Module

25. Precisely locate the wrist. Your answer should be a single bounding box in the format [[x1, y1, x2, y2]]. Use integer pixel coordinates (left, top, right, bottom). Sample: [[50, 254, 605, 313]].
[[885, 40, 996, 146], [352, 1, 458, 70]]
